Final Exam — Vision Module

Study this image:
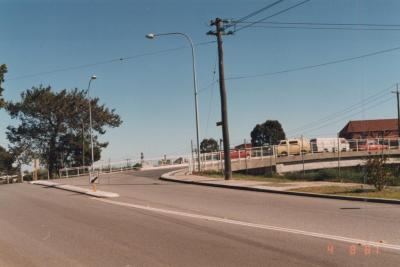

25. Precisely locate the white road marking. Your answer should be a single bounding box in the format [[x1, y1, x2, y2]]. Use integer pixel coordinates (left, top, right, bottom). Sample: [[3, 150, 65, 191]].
[[92, 197, 400, 251]]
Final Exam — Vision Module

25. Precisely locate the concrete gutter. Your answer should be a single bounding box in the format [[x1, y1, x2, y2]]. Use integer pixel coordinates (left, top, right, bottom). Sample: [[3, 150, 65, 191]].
[[30, 181, 119, 198], [160, 170, 400, 205]]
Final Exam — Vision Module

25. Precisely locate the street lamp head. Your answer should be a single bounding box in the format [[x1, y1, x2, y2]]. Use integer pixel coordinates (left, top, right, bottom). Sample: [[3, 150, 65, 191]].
[[145, 33, 156, 39], [91, 75, 97, 80]]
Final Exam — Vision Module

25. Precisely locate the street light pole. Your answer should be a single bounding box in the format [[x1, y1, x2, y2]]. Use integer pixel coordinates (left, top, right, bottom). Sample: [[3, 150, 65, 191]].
[[146, 32, 201, 172], [87, 75, 97, 181]]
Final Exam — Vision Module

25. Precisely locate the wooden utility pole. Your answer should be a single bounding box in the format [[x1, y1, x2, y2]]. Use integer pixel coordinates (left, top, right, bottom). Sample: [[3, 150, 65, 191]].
[[208, 18, 232, 180], [392, 83, 400, 137]]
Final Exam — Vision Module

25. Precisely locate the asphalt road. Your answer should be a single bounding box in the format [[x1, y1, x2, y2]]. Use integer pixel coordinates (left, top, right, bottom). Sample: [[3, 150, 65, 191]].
[[1, 169, 399, 266]]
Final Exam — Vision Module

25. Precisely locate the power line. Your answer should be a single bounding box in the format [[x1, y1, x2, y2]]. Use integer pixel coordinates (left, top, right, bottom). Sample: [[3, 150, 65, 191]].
[[224, 0, 285, 30], [287, 84, 396, 134], [243, 25, 400, 31], [226, 45, 400, 81], [288, 93, 390, 135], [205, 53, 218, 137], [198, 80, 219, 94], [299, 96, 393, 136], [234, 21, 400, 27], [234, 0, 312, 33], [288, 93, 392, 137], [5, 41, 215, 82]]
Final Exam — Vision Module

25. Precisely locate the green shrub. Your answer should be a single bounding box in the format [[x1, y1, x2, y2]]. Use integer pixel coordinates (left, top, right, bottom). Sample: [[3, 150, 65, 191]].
[[365, 156, 393, 191]]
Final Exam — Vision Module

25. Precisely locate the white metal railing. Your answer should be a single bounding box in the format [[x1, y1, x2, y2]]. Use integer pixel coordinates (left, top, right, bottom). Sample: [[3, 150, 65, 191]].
[[0, 175, 19, 184], [59, 155, 190, 179], [191, 138, 400, 173]]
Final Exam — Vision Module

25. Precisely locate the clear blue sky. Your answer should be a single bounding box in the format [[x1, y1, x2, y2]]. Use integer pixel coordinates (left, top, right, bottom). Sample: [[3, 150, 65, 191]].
[[2, 0, 400, 162]]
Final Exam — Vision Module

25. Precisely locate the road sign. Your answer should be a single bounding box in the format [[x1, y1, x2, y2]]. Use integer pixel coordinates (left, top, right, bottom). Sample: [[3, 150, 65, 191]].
[[89, 172, 98, 183]]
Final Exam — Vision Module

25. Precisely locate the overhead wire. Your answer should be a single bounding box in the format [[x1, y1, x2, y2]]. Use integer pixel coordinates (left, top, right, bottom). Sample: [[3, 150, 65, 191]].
[[286, 84, 396, 134], [5, 41, 216, 82], [242, 25, 400, 31], [204, 53, 219, 137], [298, 96, 394, 136], [233, 0, 312, 33], [234, 21, 400, 27], [225, 45, 400, 81], [224, 0, 285, 30]]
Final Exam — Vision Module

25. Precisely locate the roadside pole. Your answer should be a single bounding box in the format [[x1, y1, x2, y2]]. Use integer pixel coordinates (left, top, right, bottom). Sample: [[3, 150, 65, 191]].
[[244, 139, 248, 174], [301, 135, 305, 178], [191, 140, 194, 173], [337, 134, 341, 182], [269, 136, 273, 176], [208, 18, 232, 180], [391, 83, 400, 138]]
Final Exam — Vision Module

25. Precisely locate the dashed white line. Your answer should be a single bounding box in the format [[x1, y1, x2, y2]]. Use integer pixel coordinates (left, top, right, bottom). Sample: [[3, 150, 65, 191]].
[[92, 197, 400, 251]]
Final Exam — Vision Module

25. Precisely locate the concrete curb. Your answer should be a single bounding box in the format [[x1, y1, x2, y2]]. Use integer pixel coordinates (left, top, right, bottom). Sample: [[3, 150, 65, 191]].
[[30, 181, 119, 198], [160, 171, 400, 205]]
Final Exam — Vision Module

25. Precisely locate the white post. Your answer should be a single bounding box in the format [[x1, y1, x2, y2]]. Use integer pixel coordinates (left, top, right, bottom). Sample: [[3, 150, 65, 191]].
[[220, 151, 223, 172]]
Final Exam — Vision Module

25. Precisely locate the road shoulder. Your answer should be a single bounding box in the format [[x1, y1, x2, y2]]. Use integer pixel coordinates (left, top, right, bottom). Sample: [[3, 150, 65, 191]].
[[160, 169, 400, 205]]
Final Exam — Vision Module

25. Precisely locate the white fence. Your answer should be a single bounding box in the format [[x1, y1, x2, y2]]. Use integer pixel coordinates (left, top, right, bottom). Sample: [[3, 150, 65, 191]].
[[0, 175, 19, 184], [59, 155, 189, 178], [190, 138, 400, 173], [189, 144, 274, 173]]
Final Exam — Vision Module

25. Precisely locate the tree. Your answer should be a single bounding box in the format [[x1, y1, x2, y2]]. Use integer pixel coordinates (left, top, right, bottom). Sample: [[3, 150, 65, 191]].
[[251, 120, 286, 147], [0, 64, 7, 109], [0, 146, 14, 175], [365, 156, 393, 191], [6, 86, 122, 177], [200, 138, 219, 153]]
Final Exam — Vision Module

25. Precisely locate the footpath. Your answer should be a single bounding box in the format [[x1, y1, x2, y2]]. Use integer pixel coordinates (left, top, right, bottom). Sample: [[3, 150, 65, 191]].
[[30, 180, 119, 198], [160, 169, 400, 205]]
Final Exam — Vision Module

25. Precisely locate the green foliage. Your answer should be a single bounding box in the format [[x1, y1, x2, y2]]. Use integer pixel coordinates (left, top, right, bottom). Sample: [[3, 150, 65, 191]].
[[251, 120, 286, 147], [6, 85, 122, 176], [133, 162, 142, 168], [200, 138, 219, 153], [0, 145, 15, 174], [365, 156, 393, 191], [281, 168, 364, 183], [0, 64, 7, 108]]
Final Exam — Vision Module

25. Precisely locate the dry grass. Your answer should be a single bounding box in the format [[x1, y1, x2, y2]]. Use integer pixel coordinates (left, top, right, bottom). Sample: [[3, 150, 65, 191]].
[[291, 186, 400, 200], [196, 171, 292, 183]]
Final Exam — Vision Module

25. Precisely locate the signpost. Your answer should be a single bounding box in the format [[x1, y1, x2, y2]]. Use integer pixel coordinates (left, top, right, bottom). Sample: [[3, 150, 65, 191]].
[[90, 171, 99, 192]]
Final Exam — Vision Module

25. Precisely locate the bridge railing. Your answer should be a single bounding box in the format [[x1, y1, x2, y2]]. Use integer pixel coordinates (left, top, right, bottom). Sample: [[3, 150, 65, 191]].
[[0, 175, 19, 184], [193, 138, 400, 172], [59, 155, 190, 179]]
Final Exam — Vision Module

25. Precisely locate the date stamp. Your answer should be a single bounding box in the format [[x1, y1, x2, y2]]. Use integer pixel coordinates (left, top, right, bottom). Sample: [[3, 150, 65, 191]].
[[327, 243, 380, 256]]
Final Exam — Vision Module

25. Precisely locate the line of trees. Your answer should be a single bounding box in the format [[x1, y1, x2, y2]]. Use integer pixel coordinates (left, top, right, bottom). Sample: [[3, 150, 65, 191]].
[[0, 64, 122, 177], [200, 119, 286, 153]]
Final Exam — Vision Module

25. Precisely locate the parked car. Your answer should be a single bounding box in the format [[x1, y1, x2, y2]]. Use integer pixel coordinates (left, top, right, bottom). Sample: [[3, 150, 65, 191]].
[[218, 149, 250, 160], [310, 138, 350, 153], [357, 139, 389, 151], [277, 138, 311, 156], [230, 149, 250, 159]]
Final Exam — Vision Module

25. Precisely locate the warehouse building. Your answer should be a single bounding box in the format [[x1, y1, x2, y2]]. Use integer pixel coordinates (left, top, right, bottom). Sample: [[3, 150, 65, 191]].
[[339, 118, 398, 139]]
